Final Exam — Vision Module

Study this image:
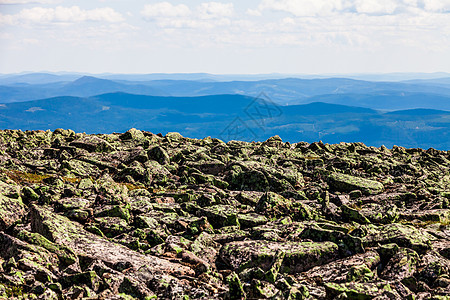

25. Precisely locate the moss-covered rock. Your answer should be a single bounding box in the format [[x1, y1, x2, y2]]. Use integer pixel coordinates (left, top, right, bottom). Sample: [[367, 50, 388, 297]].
[[29, 205, 194, 277], [324, 281, 392, 299], [21, 186, 39, 202], [359, 203, 399, 224], [246, 279, 280, 299], [220, 240, 339, 274], [237, 213, 268, 229], [363, 223, 434, 253], [256, 192, 293, 219], [1, 129, 450, 298], [70, 136, 114, 153], [341, 205, 371, 224], [380, 247, 419, 281], [95, 205, 131, 222], [416, 251, 450, 286], [227, 164, 269, 192], [120, 128, 146, 142], [199, 205, 239, 228], [328, 172, 384, 195], [301, 251, 380, 284], [15, 229, 76, 266], [0, 181, 26, 231], [225, 272, 246, 300], [148, 146, 170, 165], [61, 271, 100, 291], [95, 217, 131, 237]]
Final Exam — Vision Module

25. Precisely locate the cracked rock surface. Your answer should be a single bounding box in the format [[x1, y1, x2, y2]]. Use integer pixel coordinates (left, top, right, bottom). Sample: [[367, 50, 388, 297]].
[[0, 128, 449, 299]]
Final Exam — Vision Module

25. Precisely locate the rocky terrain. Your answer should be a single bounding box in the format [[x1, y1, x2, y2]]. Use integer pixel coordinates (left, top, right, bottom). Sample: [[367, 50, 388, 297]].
[[0, 128, 449, 299]]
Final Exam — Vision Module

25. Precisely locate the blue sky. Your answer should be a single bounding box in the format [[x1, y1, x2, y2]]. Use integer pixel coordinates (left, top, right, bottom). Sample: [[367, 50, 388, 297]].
[[1, 0, 450, 74]]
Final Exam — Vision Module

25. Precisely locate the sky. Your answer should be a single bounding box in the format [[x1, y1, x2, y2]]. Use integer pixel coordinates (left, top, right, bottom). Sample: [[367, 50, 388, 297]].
[[1, 0, 450, 74]]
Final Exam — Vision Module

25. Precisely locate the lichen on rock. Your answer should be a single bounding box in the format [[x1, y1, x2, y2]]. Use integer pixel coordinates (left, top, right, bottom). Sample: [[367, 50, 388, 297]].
[[0, 129, 449, 299]]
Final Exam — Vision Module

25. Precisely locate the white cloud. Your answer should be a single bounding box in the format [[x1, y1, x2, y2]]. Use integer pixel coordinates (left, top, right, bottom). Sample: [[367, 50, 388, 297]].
[[256, 0, 450, 16], [354, 0, 398, 15], [247, 8, 262, 16], [141, 2, 191, 19], [258, 0, 352, 17], [198, 2, 234, 19], [26, 107, 44, 112], [141, 2, 234, 30], [423, 0, 450, 12], [0, 32, 12, 39], [1, 6, 124, 24], [0, 13, 15, 25], [0, 0, 60, 4], [22, 38, 39, 44], [155, 18, 199, 29], [135, 1, 450, 53]]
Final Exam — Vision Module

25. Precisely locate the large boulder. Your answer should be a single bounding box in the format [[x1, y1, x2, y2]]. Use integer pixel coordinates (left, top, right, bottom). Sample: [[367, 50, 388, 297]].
[[148, 146, 170, 165], [29, 205, 194, 277], [328, 172, 384, 195], [301, 251, 380, 283], [69, 136, 114, 153], [120, 128, 146, 142], [199, 205, 239, 228], [255, 192, 293, 219], [380, 247, 419, 281], [363, 223, 435, 253], [0, 181, 26, 231], [324, 281, 394, 299], [220, 240, 339, 274]]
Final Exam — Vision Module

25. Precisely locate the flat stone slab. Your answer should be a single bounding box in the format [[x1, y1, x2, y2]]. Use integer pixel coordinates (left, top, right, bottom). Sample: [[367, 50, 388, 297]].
[[401, 209, 450, 223], [220, 240, 339, 274], [30, 205, 194, 277], [363, 223, 436, 253], [0, 181, 26, 231], [328, 172, 384, 195], [325, 281, 393, 299], [380, 247, 419, 281], [300, 250, 380, 283]]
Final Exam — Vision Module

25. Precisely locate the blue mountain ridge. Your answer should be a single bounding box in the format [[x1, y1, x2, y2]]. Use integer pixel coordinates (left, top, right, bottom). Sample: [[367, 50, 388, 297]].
[[0, 92, 448, 149]]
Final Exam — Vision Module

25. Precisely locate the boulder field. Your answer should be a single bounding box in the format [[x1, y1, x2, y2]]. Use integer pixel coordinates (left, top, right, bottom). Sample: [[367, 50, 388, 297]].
[[0, 128, 449, 299]]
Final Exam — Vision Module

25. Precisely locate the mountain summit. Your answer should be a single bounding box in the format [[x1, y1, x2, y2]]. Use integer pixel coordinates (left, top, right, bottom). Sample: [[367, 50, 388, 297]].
[[0, 129, 448, 299]]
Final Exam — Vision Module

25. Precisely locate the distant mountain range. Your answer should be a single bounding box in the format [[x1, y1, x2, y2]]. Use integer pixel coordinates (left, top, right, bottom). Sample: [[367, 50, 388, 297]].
[[1, 72, 449, 149], [2, 71, 450, 84], [2, 75, 450, 111], [1, 92, 449, 149]]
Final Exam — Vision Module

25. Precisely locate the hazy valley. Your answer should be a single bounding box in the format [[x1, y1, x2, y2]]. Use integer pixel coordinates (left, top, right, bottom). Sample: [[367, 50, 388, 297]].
[[1, 73, 450, 149]]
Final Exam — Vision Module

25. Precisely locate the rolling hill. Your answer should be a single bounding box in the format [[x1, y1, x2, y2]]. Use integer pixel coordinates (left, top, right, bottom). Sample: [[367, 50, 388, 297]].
[[0, 92, 449, 149], [307, 92, 450, 111], [0, 76, 168, 103], [2, 76, 450, 110]]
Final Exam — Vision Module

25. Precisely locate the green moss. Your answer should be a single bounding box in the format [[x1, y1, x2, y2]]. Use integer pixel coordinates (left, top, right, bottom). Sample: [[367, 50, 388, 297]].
[[256, 192, 293, 218], [4, 284, 24, 298], [288, 285, 309, 300], [85, 225, 105, 237], [97, 205, 131, 221], [21, 186, 39, 202], [62, 271, 99, 290], [226, 272, 246, 299], [265, 251, 285, 283], [341, 205, 371, 224], [328, 172, 384, 195], [16, 230, 76, 266], [346, 264, 375, 282], [325, 282, 391, 300], [376, 243, 400, 262], [200, 205, 240, 228]]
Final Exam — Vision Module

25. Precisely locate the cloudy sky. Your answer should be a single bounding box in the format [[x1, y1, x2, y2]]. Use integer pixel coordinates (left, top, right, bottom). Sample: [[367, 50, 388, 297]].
[[1, 0, 450, 74]]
